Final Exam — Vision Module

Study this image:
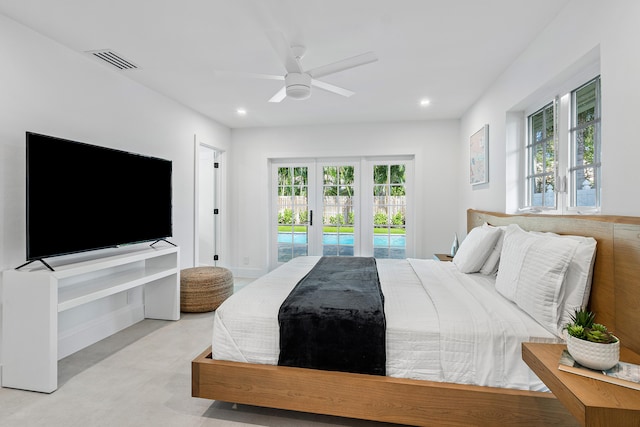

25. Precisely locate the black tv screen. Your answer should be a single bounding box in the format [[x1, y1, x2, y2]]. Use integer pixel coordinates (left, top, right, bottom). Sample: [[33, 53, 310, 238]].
[[26, 132, 172, 260]]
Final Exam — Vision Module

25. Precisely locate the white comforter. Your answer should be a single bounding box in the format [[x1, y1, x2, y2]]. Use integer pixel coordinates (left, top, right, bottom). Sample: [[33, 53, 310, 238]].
[[211, 256, 559, 391]]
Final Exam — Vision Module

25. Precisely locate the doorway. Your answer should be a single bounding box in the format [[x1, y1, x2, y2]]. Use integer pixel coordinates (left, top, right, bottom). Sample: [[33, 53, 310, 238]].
[[195, 142, 224, 266], [270, 157, 412, 269]]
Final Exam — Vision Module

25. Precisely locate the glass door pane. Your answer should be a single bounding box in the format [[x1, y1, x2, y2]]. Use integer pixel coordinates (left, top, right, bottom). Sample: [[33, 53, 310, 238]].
[[277, 166, 309, 263], [322, 165, 355, 256], [373, 164, 406, 259]]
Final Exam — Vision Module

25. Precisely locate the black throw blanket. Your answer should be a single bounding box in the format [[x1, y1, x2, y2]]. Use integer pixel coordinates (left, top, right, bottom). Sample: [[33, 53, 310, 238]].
[[277, 256, 386, 376]]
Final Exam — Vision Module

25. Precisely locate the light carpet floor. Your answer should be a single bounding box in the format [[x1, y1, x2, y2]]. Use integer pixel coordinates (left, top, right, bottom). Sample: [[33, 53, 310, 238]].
[[0, 280, 401, 427]]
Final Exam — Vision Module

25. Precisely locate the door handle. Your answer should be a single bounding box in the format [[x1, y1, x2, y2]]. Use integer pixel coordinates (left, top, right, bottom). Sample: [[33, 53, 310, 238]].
[[309, 210, 313, 226]]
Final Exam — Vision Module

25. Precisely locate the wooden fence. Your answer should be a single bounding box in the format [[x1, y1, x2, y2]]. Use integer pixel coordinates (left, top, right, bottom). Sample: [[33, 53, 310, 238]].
[[278, 196, 405, 224]]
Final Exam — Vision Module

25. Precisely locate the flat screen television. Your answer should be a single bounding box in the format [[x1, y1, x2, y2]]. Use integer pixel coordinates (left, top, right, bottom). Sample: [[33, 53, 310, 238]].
[[25, 132, 173, 263]]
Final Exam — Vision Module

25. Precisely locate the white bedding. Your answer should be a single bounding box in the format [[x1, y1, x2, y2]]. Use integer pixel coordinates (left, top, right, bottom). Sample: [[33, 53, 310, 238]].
[[211, 256, 560, 391]]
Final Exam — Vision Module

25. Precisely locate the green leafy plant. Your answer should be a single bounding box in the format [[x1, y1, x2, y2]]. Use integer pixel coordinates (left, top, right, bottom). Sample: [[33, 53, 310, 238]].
[[565, 307, 617, 344], [373, 212, 388, 225], [278, 208, 293, 225], [391, 211, 405, 226], [325, 214, 344, 225]]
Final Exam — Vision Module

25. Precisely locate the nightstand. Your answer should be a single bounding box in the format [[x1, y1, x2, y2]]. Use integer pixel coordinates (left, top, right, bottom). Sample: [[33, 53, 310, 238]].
[[522, 342, 640, 426], [433, 253, 453, 262]]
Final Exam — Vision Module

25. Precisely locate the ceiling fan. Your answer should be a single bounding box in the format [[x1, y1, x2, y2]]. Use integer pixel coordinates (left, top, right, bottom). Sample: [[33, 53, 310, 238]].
[[237, 32, 378, 102]]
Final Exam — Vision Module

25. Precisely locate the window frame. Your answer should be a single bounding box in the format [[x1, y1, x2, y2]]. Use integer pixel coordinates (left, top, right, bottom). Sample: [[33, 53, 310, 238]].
[[567, 76, 601, 212], [525, 100, 558, 210], [521, 75, 601, 214]]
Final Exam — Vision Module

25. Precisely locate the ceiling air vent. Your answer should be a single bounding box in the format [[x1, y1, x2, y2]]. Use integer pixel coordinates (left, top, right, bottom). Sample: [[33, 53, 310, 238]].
[[86, 50, 139, 70]]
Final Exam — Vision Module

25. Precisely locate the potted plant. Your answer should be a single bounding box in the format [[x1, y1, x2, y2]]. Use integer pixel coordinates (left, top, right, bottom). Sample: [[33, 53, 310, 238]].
[[565, 307, 620, 370]]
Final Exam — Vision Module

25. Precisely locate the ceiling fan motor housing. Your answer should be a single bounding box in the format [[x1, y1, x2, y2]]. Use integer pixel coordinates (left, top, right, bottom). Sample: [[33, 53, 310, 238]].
[[285, 72, 311, 100]]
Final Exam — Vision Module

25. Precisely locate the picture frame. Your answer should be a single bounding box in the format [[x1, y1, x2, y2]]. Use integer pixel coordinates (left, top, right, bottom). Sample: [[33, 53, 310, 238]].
[[470, 124, 489, 185]]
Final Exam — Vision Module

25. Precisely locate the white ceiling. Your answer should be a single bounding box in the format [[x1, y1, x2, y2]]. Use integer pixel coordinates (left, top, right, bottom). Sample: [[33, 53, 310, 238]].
[[0, 0, 570, 129]]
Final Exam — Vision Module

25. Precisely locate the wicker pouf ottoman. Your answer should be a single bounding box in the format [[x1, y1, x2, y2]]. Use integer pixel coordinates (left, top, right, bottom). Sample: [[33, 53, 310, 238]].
[[180, 267, 233, 312]]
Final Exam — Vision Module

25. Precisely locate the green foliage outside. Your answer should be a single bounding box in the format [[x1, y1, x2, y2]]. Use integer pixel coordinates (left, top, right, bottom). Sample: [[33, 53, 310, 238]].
[[326, 214, 345, 225], [530, 79, 598, 193], [278, 162, 407, 235], [373, 211, 405, 226], [373, 164, 406, 196], [278, 225, 405, 235], [371, 227, 406, 235], [281, 208, 405, 233], [373, 212, 387, 225], [392, 211, 404, 225], [278, 208, 294, 224]]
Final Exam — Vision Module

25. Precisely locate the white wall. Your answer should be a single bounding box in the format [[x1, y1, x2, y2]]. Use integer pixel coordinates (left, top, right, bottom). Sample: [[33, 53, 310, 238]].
[[0, 15, 230, 366], [229, 120, 460, 276], [458, 0, 640, 232]]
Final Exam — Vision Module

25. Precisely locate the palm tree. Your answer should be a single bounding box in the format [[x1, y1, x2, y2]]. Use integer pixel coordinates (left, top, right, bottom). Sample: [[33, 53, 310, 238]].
[[373, 165, 405, 196], [278, 167, 308, 225], [323, 166, 354, 225]]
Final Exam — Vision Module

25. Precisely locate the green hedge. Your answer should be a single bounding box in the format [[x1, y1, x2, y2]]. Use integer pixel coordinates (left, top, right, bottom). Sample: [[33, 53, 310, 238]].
[[278, 225, 405, 235]]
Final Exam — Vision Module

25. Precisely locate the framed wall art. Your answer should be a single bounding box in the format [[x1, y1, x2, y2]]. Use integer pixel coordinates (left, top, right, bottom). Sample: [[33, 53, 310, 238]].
[[470, 124, 489, 185]]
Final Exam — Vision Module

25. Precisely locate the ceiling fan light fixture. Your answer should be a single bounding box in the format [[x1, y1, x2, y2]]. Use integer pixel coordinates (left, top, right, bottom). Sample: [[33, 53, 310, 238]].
[[258, 34, 378, 102], [285, 73, 311, 100], [287, 85, 311, 100]]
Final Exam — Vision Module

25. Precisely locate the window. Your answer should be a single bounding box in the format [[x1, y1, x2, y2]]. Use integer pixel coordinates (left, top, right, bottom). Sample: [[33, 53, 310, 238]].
[[526, 102, 557, 208], [523, 76, 601, 212], [569, 78, 601, 208]]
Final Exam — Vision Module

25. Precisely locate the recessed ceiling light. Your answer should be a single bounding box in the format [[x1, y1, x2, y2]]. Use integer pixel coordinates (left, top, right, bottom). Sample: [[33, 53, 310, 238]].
[[236, 108, 247, 115], [420, 99, 431, 106]]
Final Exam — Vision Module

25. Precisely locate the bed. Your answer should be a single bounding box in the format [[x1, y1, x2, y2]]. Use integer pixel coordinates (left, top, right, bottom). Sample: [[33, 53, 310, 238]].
[[192, 209, 640, 426]]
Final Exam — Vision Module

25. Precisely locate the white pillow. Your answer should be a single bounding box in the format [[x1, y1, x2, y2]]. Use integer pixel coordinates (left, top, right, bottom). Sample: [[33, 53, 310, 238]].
[[495, 224, 579, 336], [453, 223, 502, 273], [479, 225, 505, 275], [531, 231, 597, 332]]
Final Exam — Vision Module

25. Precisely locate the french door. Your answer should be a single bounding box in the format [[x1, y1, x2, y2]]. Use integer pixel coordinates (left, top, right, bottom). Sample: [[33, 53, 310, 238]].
[[369, 162, 408, 259], [274, 163, 315, 263], [320, 163, 359, 257], [271, 157, 412, 268]]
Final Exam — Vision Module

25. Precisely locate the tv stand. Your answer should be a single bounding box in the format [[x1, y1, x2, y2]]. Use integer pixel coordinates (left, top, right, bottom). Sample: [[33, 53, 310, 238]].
[[2, 245, 180, 393], [15, 258, 55, 272], [150, 238, 176, 247]]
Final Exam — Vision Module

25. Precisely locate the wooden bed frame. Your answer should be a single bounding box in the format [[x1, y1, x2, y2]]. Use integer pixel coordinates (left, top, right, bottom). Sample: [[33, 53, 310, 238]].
[[192, 209, 640, 426]]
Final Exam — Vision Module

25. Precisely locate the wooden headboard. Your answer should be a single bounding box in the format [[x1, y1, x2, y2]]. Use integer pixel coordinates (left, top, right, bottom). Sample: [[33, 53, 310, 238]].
[[467, 209, 640, 355]]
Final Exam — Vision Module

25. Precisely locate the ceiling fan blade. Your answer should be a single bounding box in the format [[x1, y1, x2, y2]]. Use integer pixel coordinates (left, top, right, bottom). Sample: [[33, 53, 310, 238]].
[[265, 30, 303, 74], [307, 52, 378, 79], [268, 86, 287, 103], [214, 69, 284, 81], [311, 79, 354, 98]]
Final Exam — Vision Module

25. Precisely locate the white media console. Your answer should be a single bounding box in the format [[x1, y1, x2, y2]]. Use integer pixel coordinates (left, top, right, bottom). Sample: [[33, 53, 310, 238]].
[[2, 245, 180, 392]]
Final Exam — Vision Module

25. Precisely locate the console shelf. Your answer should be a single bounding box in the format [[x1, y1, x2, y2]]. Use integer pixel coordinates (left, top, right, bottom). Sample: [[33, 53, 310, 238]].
[[2, 245, 180, 393], [58, 265, 176, 312]]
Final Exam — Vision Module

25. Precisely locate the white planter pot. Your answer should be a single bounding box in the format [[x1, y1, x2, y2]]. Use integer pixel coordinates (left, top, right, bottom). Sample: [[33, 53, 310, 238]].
[[566, 334, 620, 370]]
